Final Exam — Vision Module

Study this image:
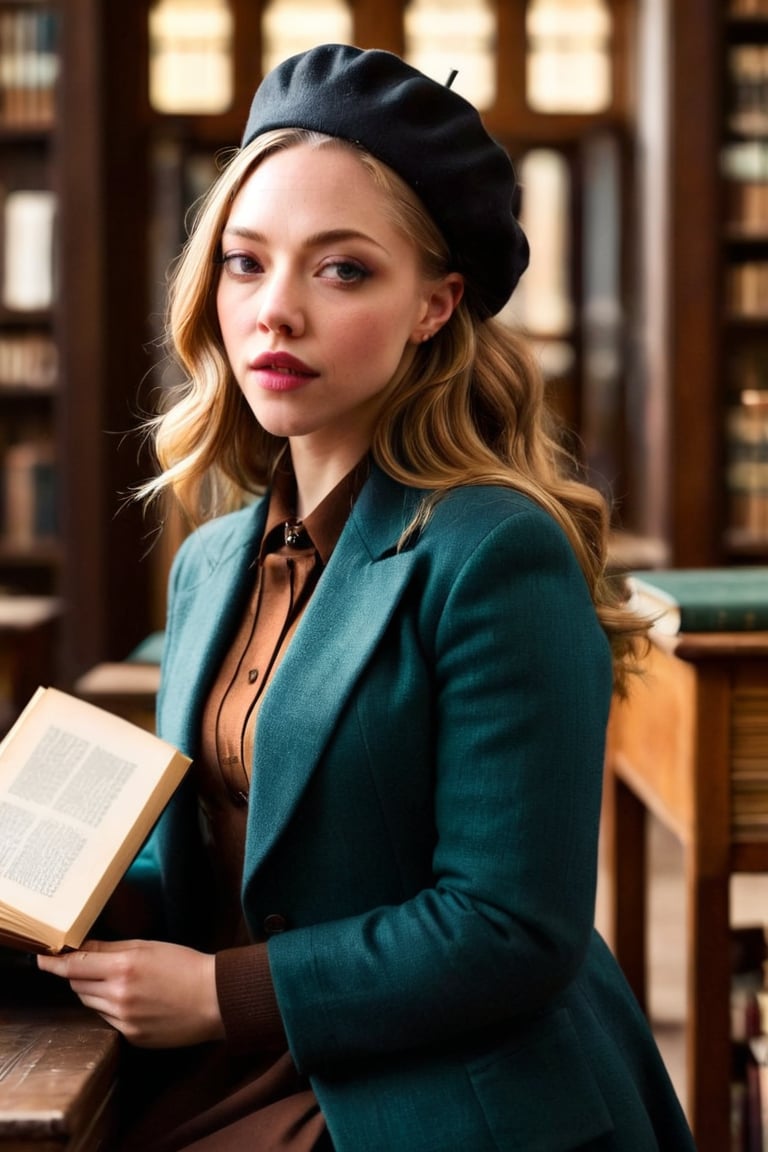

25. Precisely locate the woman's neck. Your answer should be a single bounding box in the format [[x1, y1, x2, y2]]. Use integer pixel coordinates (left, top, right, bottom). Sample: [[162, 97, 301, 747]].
[[289, 438, 370, 520]]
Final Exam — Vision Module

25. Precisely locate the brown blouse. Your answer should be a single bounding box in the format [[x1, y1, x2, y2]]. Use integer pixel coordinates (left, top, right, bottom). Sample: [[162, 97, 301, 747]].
[[119, 460, 365, 1152]]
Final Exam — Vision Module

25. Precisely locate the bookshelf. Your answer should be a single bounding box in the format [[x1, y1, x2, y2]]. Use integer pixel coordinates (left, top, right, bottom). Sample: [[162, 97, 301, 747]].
[[0, 2, 60, 594], [0, 0, 158, 689], [654, 0, 768, 567], [722, 1, 768, 558]]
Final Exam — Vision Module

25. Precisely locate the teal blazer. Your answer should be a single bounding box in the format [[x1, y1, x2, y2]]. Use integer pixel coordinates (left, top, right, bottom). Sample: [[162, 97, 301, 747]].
[[137, 465, 694, 1152]]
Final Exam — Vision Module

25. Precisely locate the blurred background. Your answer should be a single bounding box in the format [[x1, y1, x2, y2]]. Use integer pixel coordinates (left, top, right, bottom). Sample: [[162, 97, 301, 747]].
[[0, 0, 761, 685]]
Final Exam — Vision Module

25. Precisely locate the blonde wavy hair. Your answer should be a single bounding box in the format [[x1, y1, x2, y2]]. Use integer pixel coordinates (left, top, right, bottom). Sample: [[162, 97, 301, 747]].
[[139, 128, 647, 694]]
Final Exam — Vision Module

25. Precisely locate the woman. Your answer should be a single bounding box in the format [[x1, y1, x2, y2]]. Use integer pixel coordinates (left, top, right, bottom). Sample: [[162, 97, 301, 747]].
[[40, 44, 696, 1151]]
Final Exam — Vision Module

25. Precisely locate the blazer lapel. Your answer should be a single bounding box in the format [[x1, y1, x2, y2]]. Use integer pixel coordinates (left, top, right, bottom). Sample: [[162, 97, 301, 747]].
[[244, 467, 425, 874]]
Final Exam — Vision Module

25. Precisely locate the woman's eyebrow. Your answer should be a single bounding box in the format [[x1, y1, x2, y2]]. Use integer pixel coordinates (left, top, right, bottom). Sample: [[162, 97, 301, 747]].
[[221, 224, 389, 254], [303, 228, 388, 253]]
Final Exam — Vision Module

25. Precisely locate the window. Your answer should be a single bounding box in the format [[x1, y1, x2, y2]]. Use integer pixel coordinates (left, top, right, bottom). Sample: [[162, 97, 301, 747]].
[[148, 0, 234, 115], [404, 0, 496, 111], [261, 0, 353, 78], [525, 0, 612, 114], [501, 148, 574, 381]]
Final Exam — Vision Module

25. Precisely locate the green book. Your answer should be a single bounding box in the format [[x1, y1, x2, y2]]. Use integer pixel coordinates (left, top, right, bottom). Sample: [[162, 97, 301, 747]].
[[627, 567, 768, 634]]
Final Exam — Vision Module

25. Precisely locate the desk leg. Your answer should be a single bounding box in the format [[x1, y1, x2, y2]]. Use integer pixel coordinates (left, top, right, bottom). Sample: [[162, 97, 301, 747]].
[[686, 863, 731, 1152], [603, 769, 648, 1012]]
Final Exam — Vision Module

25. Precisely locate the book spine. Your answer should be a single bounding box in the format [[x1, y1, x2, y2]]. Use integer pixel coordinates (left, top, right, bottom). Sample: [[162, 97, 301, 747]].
[[726, 390, 768, 546], [0, 331, 57, 389], [2, 440, 56, 546], [2, 189, 57, 312], [746, 1059, 762, 1152], [677, 601, 768, 632], [731, 684, 768, 844], [723, 140, 768, 234], [730, 1, 768, 16], [0, 7, 58, 129], [726, 261, 768, 319], [731, 927, 767, 1150], [729, 44, 768, 140]]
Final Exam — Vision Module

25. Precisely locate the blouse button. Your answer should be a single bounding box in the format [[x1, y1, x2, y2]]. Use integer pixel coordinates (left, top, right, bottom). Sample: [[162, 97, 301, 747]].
[[263, 913, 289, 935]]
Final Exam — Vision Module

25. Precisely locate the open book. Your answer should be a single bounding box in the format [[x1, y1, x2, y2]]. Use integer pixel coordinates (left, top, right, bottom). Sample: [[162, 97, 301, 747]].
[[0, 686, 191, 954]]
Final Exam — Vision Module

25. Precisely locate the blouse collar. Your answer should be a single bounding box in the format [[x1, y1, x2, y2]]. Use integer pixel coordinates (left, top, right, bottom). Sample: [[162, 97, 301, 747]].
[[261, 454, 370, 566]]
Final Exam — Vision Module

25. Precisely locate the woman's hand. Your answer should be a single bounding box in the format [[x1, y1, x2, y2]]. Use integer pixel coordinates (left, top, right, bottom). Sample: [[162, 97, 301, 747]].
[[37, 939, 225, 1049]]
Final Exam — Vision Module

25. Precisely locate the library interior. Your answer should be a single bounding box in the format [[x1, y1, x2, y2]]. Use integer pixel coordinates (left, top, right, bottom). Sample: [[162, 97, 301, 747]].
[[1, 1, 768, 1150]]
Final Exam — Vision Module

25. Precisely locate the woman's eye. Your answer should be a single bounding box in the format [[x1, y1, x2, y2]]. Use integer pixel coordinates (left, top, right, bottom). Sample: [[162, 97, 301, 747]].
[[319, 260, 370, 284], [220, 252, 262, 277]]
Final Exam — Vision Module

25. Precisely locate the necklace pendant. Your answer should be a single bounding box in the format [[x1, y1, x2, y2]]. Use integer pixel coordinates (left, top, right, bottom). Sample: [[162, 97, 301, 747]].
[[284, 519, 304, 547]]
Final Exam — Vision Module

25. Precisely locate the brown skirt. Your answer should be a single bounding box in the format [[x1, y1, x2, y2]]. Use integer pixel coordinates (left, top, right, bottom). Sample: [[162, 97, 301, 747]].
[[117, 1045, 331, 1152]]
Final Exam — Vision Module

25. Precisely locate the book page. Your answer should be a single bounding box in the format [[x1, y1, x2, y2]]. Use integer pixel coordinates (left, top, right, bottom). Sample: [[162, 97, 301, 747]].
[[626, 577, 681, 636], [0, 688, 190, 945]]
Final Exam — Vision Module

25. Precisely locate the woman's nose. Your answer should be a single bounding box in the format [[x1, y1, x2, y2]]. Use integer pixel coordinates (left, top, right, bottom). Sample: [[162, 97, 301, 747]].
[[257, 271, 305, 337]]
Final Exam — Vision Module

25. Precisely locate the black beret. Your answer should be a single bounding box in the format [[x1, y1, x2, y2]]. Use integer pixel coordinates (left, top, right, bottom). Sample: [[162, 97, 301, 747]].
[[241, 44, 529, 317]]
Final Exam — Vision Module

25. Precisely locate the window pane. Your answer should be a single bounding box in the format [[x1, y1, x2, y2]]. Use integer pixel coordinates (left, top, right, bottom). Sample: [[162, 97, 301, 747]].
[[581, 132, 623, 496], [404, 0, 496, 111], [526, 0, 612, 114], [502, 149, 573, 342], [261, 0, 353, 77], [149, 0, 234, 115]]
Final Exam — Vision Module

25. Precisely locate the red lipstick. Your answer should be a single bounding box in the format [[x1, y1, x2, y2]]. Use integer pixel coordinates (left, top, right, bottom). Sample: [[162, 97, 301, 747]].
[[249, 351, 318, 391]]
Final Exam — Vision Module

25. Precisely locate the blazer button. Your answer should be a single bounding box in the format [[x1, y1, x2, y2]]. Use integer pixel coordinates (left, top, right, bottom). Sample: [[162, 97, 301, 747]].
[[263, 913, 289, 935]]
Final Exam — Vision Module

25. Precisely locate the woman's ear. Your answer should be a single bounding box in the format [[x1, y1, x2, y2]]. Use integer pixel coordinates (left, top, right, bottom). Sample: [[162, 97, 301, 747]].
[[412, 273, 464, 343]]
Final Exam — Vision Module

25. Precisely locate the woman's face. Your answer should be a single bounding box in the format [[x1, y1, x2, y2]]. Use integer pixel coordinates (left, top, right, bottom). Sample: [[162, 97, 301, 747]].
[[216, 142, 459, 463]]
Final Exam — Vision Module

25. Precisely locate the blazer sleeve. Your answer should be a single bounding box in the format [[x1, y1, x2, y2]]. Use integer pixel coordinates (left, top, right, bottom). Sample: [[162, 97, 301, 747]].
[[268, 504, 614, 1074]]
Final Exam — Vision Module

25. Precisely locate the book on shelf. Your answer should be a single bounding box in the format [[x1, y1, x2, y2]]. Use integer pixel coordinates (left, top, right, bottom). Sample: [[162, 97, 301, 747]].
[[0, 6, 58, 128], [730, 685, 768, 843], [726, 262, 768, 319], [727, 389, 768, 544], [729, 926, 767, 1152], [728, 44, 768, 139], [730, 1, 768, 16], [2, 439, 56, 545], [0, 332, 56, 389], [748, 1010, 768, 1151], [627, 567, 768, 634], [722, 141, 768, 233], [0, 686, 190, 954], [2, 189, 56, 312]]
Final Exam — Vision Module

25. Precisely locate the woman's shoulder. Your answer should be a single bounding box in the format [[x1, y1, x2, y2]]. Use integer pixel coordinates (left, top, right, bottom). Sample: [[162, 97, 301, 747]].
[[432, 482, 544, 516], [424, 483, 563, 546], [360, 467, 564, 563], [402, 483, 581, 589]]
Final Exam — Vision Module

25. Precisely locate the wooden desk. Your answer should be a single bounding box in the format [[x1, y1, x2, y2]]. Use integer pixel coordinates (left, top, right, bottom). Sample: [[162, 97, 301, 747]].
[[74, 662, 160, 730], [603, 631, 768, 1152], [74, 631, 163, 731], [0, 971, 119, 1149]]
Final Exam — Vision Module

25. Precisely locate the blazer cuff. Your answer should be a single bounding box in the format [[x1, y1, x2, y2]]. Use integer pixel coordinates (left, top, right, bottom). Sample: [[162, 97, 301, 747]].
[[215, 943, 287, 1051]]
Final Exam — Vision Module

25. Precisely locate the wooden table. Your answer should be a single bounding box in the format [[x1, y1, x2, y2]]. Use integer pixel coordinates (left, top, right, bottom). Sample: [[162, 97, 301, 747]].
[[0, 967, 119, 1149], [603, 630, 768, 1152], [74, 630, 163, 731]]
